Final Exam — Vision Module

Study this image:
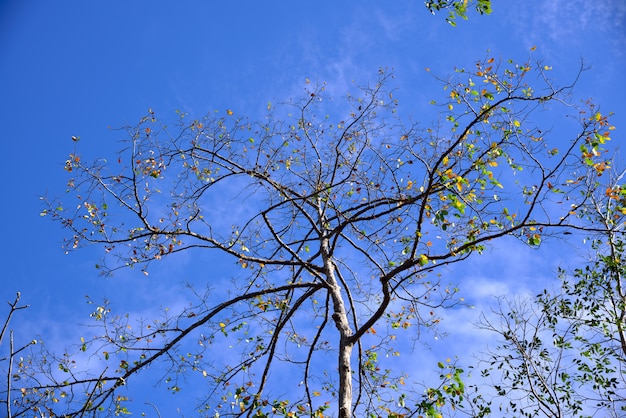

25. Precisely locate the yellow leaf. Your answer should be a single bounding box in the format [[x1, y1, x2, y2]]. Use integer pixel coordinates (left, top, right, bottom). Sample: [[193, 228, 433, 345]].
[[513, 120, 521, 127], [226, 109, 233, 115]]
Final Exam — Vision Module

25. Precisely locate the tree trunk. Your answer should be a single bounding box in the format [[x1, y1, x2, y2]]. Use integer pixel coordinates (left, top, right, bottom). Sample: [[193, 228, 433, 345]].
[[330, 284, 354, 418], [320, 230, 354, 418], [337, 333, 354, 418]]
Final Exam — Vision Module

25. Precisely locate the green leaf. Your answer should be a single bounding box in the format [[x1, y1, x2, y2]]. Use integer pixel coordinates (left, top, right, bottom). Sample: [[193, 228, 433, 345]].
[[528, 234, 541, 246]]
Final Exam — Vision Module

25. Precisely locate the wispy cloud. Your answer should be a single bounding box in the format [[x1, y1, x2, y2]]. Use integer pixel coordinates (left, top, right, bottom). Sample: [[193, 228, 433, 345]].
[[510, 0, 626, 55]]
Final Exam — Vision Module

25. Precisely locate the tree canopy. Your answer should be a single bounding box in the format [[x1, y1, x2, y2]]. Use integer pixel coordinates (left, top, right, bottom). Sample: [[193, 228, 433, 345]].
[[473, 169, 626, 417], [10, 52, 614, 417], [3, 1, 626, 418]]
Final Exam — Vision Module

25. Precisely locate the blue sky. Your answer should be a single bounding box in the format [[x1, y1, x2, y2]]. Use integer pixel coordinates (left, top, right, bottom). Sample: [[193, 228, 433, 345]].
[[1, 1, 625, 416]]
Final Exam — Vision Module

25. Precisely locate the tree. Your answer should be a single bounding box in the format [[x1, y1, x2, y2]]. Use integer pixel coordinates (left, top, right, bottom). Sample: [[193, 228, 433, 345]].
[[425, 0, 492, 26], [0, 294, 38, 418], [469, 168, 625, 417], [15, 53, 612, 417]]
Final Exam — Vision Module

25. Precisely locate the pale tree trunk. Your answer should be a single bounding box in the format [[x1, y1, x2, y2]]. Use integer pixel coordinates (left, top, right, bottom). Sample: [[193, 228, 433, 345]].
[[337, 333, 354, 418], [320, 230, 354, 418], [329, 274, 354, 418]]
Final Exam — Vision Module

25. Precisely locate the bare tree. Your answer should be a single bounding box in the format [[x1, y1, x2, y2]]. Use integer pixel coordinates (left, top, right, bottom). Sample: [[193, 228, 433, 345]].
[[0, 293, 37, 418], [22, 55, 613, 417]]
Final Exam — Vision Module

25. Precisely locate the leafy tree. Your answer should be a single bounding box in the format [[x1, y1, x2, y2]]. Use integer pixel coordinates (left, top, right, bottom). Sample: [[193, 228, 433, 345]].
[[471, 169, 626, 417], [425, 0, 492, 25], [10, 53, 613, 417], [414, 358, 492, 418]]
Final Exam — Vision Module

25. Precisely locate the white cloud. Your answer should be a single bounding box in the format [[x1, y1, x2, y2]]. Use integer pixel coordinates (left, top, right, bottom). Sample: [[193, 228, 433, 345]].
[[509, 0, 626, 53]]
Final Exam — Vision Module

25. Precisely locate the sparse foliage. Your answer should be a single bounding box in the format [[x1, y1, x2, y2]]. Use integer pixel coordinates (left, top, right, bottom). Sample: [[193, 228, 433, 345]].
[[8, 51, 615, 417], [0, 293, 37, 418], [425, 0, 492, 26], [472, 169, 626, 417]]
